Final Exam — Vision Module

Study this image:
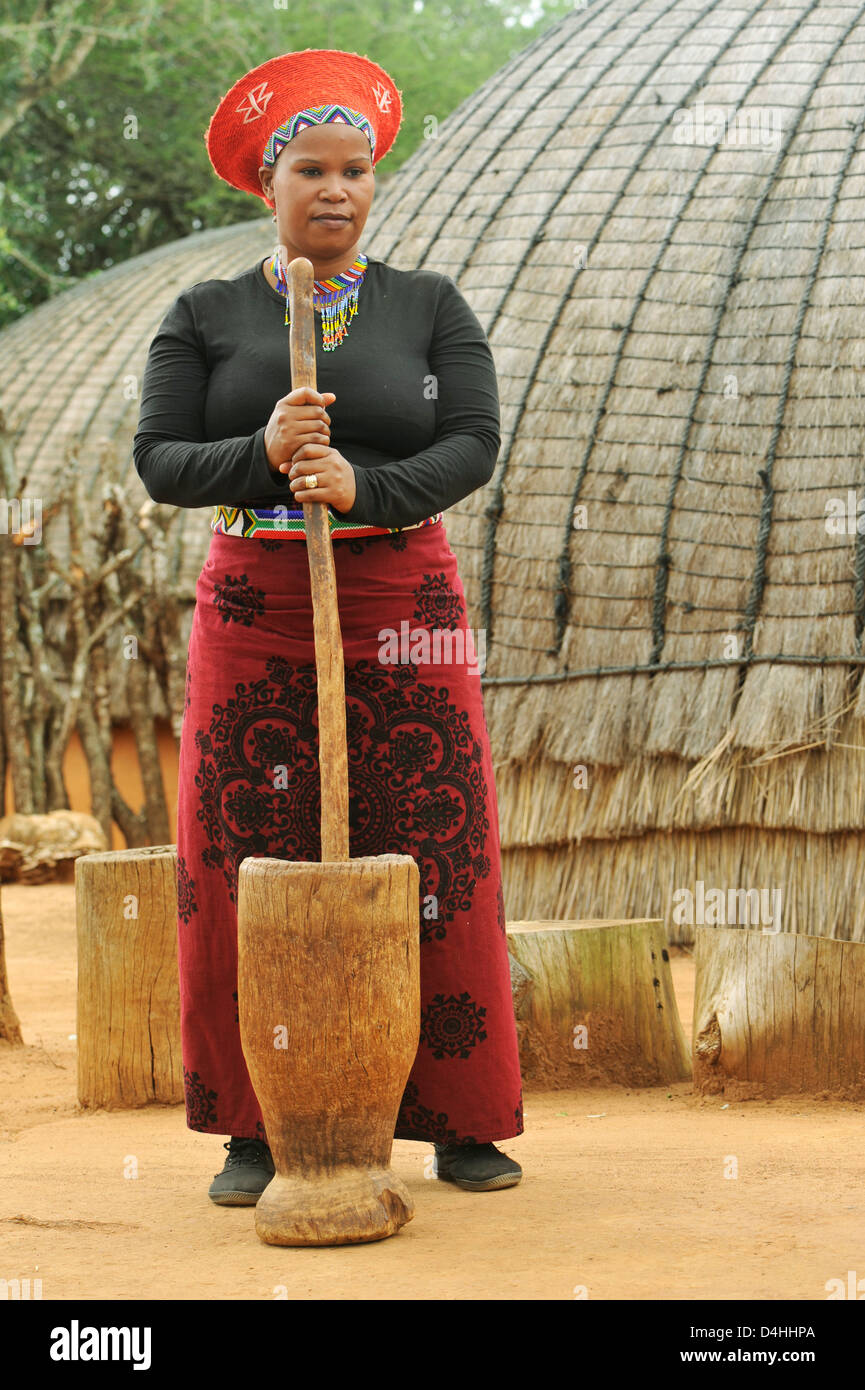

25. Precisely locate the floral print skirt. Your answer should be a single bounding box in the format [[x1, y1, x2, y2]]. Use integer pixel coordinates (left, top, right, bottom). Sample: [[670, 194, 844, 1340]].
[[176, 519, 524, 1145]]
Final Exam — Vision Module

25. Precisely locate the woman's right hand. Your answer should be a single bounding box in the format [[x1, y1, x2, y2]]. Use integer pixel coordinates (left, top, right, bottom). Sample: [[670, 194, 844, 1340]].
[[264, 387, 336, 474]]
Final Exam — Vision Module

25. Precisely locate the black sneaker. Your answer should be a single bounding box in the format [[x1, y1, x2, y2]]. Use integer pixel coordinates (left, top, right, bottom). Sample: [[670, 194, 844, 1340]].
[[208, 1137, 275, 1206], [433, 1141, 522, 1191]]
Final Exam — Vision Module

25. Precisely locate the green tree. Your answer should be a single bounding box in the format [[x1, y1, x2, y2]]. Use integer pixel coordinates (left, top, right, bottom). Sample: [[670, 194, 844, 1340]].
[[0, 0, 574, 327]]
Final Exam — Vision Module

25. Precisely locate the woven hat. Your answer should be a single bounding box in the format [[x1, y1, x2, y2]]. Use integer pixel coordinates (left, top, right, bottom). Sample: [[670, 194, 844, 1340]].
[[206, 48, 403, 203]]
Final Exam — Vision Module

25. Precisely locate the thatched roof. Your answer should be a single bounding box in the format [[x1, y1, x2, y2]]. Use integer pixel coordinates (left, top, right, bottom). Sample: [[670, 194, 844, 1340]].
[[4, 0, 865, 911]]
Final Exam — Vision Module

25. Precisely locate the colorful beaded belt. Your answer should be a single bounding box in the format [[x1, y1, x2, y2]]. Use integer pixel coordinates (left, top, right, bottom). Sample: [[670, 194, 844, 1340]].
[[211, 505, 443, 541]]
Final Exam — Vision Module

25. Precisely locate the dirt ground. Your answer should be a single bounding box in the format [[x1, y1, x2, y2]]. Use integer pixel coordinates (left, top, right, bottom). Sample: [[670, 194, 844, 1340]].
[[1, 882, 863, 1301]]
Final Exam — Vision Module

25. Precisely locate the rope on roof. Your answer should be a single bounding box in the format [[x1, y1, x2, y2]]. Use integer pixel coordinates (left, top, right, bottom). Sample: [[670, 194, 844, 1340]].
[[856, 502, 865, 656], [478, 0, 722, 647], [479, 652, 865, 687], [550, 0, 811, 661], [650, 0, 840, 670], [740, 34, 865, 672]]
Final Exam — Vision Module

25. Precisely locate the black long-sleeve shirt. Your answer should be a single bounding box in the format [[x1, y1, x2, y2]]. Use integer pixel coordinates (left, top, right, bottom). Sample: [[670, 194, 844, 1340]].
[[132, 255, 501, 530]]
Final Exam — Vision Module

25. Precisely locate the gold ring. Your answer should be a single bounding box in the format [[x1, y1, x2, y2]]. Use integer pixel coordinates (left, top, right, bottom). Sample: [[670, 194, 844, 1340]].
[[304, 474, 318, 490]]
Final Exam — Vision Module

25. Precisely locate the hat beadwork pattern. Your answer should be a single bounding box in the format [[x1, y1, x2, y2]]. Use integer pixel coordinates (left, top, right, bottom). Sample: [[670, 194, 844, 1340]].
[[206, 48, 404, 201]]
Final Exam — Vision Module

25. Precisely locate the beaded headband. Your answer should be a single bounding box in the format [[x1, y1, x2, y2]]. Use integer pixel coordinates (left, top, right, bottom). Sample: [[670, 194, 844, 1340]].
[[262, 104, 376, 167]]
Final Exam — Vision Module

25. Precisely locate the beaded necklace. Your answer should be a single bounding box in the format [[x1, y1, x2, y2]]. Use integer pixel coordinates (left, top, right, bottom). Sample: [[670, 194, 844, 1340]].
[[268, 249, 367, 351]]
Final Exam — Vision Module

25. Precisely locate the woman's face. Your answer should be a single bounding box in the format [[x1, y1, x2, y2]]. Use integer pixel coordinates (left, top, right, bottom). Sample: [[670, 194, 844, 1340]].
[[258, 123, 375, 260]]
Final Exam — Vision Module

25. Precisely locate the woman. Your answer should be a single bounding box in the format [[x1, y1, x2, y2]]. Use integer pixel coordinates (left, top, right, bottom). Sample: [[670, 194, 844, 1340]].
[[133, 48, 524, 1205]]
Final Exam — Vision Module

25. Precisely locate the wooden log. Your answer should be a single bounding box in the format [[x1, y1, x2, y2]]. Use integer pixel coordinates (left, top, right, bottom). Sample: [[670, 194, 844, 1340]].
[[693, 926, 865, 1099], [238, 854, 420, 1247], [506, 918, 690, 1088], [0, 884, 23, 1045], [76, 845, 182, 1108]]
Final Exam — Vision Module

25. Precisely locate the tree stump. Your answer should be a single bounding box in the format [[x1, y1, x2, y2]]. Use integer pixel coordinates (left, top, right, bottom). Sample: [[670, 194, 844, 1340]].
[[693, 926, 865, 1099], [76, 845, 182, 1108], [0, 885, 23, 1045], [506, 918, 690, 1088]]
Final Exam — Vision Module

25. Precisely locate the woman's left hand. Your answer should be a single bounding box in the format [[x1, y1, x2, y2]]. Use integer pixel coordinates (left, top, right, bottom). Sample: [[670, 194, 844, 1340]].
[[287, 443, 357, 513]]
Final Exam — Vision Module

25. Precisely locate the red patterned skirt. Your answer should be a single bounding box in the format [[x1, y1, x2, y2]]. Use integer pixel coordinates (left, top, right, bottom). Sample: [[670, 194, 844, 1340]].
[[176, 518, 524, 1146]]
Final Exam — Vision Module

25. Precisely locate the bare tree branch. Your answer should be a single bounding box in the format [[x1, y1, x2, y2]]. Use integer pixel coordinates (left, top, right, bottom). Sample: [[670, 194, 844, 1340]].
[[0, 0, 156, 146]]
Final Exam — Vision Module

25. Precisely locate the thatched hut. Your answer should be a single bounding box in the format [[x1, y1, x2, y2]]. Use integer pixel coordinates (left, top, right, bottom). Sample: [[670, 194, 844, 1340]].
[[3, 0, 865, 938]]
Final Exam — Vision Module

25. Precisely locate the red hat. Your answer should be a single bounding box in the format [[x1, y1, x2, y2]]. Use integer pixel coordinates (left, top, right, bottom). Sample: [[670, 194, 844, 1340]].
[[206, 48, 403, 204]]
